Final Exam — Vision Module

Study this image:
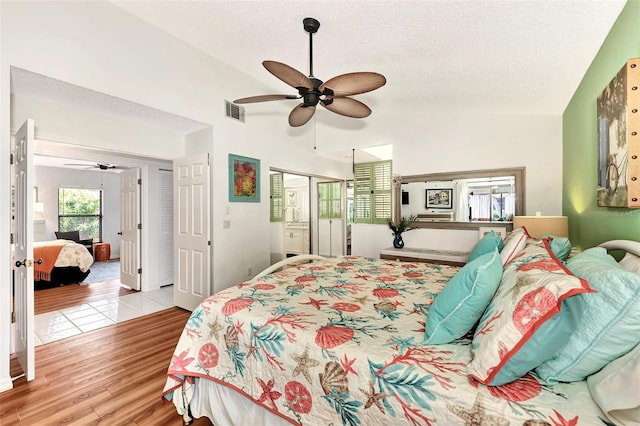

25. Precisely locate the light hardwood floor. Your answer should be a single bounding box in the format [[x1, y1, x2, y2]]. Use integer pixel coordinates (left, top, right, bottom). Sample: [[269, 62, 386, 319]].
[[3, 302, 212, 424], [34, 279, 136, 315]]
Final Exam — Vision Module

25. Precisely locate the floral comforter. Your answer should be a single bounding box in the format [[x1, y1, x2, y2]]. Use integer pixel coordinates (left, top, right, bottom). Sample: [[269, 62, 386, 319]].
[[34, 240, 94, 272], [163, 256, 607, 425]]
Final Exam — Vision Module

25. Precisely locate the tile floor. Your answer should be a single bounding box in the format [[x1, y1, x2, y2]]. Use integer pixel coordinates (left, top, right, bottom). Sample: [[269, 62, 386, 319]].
[[33, 285, 174, 345]]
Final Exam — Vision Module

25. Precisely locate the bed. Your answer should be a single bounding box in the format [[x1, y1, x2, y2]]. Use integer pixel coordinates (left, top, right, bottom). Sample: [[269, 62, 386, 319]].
[[163, 232, 640, 426], [33, 239, 94, 289]]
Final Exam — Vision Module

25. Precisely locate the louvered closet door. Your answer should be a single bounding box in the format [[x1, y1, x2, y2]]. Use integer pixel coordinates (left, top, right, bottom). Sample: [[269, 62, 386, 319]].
[[318, 181, 344, 257], [158, 170, 173, 286]]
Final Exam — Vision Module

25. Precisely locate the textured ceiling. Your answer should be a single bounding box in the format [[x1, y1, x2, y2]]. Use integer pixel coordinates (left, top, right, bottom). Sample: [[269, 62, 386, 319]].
[[112, 0, 627, 115], [13, 1, 628, 168]]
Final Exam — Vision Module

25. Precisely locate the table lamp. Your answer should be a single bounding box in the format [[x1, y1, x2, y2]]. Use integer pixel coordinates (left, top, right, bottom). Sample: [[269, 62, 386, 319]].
[[512, 214, 568, 238]]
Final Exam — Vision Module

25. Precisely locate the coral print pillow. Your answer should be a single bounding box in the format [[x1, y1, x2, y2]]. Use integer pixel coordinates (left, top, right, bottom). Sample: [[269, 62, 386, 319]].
[[500, 226, 530, 265], [467, 239, 593, 386]]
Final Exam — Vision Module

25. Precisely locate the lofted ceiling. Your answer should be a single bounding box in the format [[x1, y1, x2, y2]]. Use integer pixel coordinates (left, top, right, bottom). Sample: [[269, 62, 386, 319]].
[[16, 1, 628, 168], [112, 0, 627, 116]]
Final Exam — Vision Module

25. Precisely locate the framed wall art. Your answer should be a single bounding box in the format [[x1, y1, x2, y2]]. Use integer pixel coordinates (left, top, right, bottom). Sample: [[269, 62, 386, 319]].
[[229, 154, 260, 202], [426, 188, 453, 209], [596, 57, 640, 208]]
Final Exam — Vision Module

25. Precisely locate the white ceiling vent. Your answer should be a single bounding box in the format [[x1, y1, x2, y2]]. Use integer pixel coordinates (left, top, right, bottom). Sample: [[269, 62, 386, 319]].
[[225, 100, 245, 123]]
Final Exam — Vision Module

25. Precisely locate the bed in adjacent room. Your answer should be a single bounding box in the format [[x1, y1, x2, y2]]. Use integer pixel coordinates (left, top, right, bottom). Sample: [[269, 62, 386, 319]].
[[163, 231, 640, 426], [33, 239, 94, 289]]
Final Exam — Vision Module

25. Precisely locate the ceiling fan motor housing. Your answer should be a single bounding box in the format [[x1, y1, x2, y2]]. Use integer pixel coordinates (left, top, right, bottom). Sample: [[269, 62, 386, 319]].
[[301, 77, 324, 106]]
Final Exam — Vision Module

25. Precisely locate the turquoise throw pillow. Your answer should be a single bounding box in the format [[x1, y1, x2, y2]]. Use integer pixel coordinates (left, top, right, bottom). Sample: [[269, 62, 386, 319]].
[[535, 247, 640, 383], [540, 233, 572, 261], [425, 249, 502, 344], [467, 231, 505, 262]]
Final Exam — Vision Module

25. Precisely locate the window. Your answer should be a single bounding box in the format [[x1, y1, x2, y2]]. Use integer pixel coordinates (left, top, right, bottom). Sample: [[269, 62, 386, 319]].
[[467, 177, 516, 222], [58, 188, 103, 242], [270, 173, 284, 222], [354, 160, 392, 224]]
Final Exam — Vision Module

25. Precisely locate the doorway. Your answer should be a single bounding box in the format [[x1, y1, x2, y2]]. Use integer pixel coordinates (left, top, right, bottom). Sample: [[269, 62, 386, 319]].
[[269, 171, 312, 264], [9, 68, 212, 381]]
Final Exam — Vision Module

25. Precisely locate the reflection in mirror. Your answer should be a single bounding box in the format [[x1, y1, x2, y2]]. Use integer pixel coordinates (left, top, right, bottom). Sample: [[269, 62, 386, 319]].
[[394, 167, 525, 230]]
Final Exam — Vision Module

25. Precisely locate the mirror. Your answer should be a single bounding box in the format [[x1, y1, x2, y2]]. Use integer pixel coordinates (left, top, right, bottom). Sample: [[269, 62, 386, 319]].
[[393, 167, 525, 230]]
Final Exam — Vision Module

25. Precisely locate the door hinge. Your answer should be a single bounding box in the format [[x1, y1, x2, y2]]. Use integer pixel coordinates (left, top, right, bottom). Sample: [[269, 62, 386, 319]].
[[208, 240, 211, 246], [10, 153, 14, 165], [11, 311, 15, 323], [137, 178, 142, 185], [138, 268, 142, 274], [10, 233, 14, 244], [137, 223, 142, 230]]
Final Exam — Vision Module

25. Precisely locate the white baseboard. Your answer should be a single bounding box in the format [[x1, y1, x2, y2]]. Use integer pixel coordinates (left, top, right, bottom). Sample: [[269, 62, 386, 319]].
[[0, 377, 13, 393]]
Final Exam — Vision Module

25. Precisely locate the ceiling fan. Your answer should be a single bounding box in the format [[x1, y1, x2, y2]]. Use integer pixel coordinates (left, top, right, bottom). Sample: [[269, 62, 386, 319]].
[[64, 162, 127, 171], [233, 17, 386, 127]]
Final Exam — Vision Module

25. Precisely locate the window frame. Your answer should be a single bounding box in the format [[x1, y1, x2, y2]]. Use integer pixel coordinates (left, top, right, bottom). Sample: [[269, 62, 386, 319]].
[[57, 187, 104, 242]]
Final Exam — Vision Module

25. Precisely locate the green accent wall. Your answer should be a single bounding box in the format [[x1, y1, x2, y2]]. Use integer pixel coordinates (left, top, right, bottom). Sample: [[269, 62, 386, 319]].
[[563, 0, 640, 249]]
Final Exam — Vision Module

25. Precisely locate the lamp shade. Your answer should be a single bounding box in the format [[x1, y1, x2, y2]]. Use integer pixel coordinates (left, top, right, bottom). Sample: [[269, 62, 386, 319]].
[[512, 216, 568, 239], [33, 202, 45, 220]]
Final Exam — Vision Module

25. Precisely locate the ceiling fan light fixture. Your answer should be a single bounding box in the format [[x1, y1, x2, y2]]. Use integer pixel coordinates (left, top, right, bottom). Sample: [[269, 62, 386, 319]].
[[233, 17, 385, 127]]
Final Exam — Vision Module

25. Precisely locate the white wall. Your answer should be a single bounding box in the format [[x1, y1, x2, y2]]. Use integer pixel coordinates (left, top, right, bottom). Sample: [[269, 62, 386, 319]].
[[12, 94, 185, 159], [343, 112, 562, 257]]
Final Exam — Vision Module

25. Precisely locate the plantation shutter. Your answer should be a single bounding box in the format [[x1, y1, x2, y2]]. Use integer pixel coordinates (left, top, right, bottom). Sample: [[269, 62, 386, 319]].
[[354, 160, 392, 224], [318, 181, 343, 219], [270, 173, 284, 222]]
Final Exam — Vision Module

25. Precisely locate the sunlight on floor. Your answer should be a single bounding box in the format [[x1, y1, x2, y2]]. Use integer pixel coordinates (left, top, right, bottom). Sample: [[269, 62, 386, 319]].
[[33, 285, 174, 345]]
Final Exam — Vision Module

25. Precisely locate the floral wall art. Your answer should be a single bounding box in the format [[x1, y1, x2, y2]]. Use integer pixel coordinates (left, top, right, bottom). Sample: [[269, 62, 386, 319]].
[[229, 154, 260, 202]]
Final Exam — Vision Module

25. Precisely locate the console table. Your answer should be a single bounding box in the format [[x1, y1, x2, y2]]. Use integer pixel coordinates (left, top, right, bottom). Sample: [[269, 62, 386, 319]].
[[380, 247, 469, 266]]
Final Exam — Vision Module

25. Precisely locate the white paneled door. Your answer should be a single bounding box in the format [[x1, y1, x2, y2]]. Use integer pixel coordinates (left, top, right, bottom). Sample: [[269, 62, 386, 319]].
[[14, 119, 35, 381], [174, 154, 210, 311], [120, 168, 141, 291]]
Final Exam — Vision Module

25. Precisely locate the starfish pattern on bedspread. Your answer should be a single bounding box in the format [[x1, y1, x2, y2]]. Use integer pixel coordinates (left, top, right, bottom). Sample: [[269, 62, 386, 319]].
[[163, 256, 604, 425]]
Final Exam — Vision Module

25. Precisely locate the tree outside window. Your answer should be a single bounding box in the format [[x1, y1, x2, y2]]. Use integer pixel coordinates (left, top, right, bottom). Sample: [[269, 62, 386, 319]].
[[58, 188, 103, 242]]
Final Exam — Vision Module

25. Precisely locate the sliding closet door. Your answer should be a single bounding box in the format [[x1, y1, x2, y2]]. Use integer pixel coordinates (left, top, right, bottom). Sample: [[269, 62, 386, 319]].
[[318, 180, 344, 257]]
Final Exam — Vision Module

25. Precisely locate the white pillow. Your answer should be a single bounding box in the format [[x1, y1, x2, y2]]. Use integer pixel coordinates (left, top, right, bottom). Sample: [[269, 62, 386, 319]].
[[587, 342, 640, 426], [620, 252, 640, 275]]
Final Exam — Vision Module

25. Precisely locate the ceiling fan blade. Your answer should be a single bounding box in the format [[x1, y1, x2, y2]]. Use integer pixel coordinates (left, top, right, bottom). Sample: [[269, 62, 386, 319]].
[[288, 104, 316, 127], [319, 72, 386, 97], [263, 60, 314, 91], [321, 97, 372, 118], [233, 94, 298, 104]]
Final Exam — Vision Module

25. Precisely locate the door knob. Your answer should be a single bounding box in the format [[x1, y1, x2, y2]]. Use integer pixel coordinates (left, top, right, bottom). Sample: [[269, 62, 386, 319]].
[[15, 259, 41, 268], [117, 232, 122, 236]]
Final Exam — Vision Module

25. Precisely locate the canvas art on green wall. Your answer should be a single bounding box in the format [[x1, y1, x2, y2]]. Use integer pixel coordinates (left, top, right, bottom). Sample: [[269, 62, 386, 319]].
[[596, 57, 640, 208]]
